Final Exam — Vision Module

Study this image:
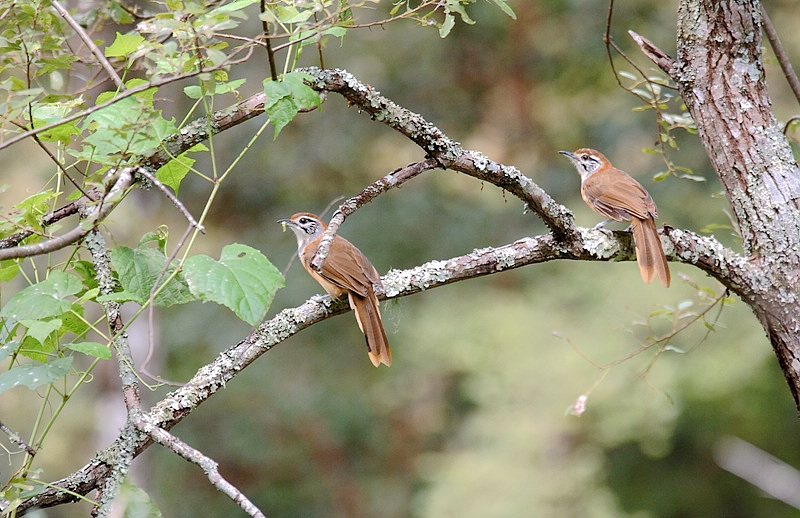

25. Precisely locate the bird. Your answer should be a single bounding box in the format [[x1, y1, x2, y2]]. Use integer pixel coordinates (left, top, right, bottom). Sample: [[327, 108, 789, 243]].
[[278, 212, 392, 367], [559, 148, 671, 287]]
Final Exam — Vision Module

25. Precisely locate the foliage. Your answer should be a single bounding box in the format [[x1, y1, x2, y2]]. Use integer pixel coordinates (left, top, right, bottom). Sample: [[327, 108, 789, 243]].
[[0, 0, 798, 517], [0, 0, 518, 514]]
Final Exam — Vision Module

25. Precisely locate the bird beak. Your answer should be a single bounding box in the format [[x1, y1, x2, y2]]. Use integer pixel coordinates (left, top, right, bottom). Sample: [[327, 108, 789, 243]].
[[277, 218, 294, 232], [558, 150, 576, 160]]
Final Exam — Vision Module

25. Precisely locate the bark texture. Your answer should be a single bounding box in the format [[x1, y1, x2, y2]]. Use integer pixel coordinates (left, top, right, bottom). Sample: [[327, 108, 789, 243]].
[[670, 1, 800, 405]]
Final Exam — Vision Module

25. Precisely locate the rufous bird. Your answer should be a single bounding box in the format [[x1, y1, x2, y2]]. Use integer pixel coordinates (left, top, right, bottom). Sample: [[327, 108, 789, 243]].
[[279, 212, 392, 367], [559, 148, 671, 287]]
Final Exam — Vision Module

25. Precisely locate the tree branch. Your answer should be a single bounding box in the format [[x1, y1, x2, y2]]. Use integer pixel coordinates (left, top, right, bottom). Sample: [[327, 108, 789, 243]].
[[51, 0, 123, 89], [13, 224, 738, 512], [760, 4, 800, 107], [628, 30, 679, 79], [311, 158, 441, 271], [296, 67, 577, 241], [132, 412, 266, 518]]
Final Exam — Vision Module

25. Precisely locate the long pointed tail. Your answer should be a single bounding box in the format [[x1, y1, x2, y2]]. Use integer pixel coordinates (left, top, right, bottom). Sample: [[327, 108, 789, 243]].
[[349, 290, 392, 367], [631, 218, 671, 287]]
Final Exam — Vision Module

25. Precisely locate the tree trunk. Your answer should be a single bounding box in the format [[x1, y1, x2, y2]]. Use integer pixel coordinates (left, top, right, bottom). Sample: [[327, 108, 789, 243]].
[[670, 1, 800, 407]]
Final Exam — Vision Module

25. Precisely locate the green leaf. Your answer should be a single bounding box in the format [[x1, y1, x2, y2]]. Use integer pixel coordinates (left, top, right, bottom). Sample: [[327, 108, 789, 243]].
[[0, 259, 20, 282], [19, 319, 62, 344], [184, 244, 284, 326], [110, 245, 194, 307], [0, 357, 73, 395], [283, 72, 321, 111], [183, 85, 203, 99], [118, 479, 164, 518], [65, 341, 111, 360], [489, 0, 516, 19], [105, 32, 145, 58], [0, 271, 82, 322], [439, 14, 456, 38], [263, 78, 297, 139], [156, 152, 195, 195]]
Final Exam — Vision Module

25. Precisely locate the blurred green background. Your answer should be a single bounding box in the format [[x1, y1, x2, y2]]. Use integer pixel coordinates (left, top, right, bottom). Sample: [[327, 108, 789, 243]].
[[4, 0, 800, 516]]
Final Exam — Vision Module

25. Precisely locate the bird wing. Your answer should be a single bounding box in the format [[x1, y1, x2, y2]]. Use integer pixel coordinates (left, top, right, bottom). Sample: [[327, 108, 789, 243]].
[[304, 236, 382, 298], [582, 173, 658, 221]]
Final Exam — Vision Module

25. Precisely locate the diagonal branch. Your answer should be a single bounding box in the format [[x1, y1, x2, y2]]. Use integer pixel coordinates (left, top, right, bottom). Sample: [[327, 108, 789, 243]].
[[14, 224, 745, 513], [297, 67, 576, 241], [311, 158, 441, 271], [51, 0, 123, 89]]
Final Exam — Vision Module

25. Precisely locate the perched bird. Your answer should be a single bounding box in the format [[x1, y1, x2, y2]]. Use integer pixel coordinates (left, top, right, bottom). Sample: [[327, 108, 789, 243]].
[[559, 148, 670, 287], [279, 213, 392, 366]]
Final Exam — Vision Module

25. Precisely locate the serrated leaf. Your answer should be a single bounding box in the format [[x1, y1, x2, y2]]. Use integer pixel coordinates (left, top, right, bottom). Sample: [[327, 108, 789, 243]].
[[0, 357, 73, 395], [0, 271, 82, 322], [184, 244, 284, 325], [65, 341, 111, 359], [110, 246, 194, 307], [105, 32, 145, 57], [183, 85, 203, 99]]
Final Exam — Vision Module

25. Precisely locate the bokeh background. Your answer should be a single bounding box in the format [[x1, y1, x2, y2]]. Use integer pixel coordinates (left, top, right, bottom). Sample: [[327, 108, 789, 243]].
[[3, 1, 800, 516]]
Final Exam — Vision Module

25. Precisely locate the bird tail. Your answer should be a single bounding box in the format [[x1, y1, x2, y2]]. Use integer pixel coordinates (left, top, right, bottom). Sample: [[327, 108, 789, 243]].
[[631, 218, 671, 287], [349, 290, 392, 367]]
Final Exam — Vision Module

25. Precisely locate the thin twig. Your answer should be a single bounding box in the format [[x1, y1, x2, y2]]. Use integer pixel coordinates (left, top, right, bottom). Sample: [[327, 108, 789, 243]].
[[296, 67, 574, 240], [134, 167, 205, 232], [139, 224, 195, 386], [0, 420, 37, 456], [0, 49, 255, 152], [260, 0, 278, 80], [761, 4, 800, 107], [311, 158, 440, 271], [133, 413, 266, 518], [0, 169, 134, 260], [51, 0, 124, 89]]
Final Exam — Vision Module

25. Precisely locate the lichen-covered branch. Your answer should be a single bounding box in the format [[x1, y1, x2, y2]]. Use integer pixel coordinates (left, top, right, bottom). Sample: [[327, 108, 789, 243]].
[[311, 158, 441, 271], [297, 67, 577, 240], [14, 225, 738, 512]]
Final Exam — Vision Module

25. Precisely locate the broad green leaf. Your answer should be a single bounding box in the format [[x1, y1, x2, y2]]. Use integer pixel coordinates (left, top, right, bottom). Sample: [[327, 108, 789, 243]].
[[119, 479, 164, 518], [283, 72, 321, 111], [0, 271, 82, 321], [105, 32, 145, 58], [263, 78, 296, 138], [61, 305, 90, 336], [156, 153, 195, 195], [184, 244, 284, 326], [19, 319, 62, 344], [19, 334, 57, 362], [110, 246, 194, 307], [0, 259, 20, 282], [65, 342, 111, 360], [0, 357, 73, 395]]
